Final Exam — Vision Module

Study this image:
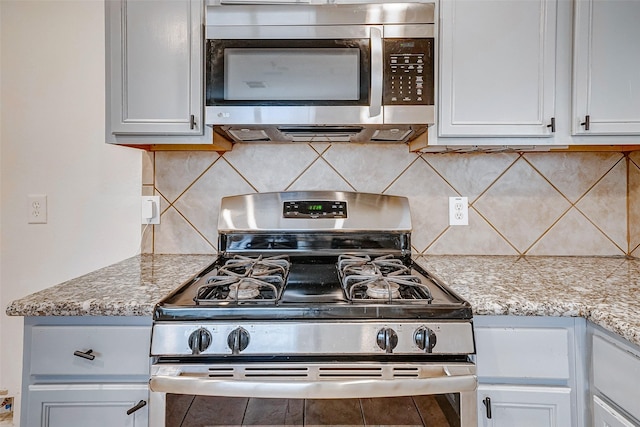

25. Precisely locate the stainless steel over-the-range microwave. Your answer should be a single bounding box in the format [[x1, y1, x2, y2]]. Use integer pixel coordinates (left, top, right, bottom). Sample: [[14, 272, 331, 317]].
[[204, 1, 436, 144]]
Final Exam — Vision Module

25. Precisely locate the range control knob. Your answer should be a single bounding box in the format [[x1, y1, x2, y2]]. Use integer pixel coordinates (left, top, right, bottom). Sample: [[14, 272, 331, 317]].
[[376, 327, 398, 353], [188, 328, 212, 355], [227, 327, 250, 354], [414, 326, 437, 353]]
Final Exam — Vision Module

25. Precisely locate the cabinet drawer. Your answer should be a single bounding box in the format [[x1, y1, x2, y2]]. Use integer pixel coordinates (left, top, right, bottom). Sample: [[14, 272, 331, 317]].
[[30, 326, 150, 376], [593, 335, 640, 422], [475, 326, 570, 380]]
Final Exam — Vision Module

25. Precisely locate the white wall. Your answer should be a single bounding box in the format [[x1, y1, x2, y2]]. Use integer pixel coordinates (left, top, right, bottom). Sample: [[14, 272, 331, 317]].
[[0, 0, 142, 422]]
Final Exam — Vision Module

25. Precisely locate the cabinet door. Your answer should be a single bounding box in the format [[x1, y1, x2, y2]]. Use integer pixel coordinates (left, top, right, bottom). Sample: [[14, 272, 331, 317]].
[[477, 385, 572, 427], [592, 334, 640, 422], [593, 396, 639, 427], [573, 0, 640, 135], [26, 384, 148, 427], [439, 0, 557, 137], [106, 0, 203, 136]]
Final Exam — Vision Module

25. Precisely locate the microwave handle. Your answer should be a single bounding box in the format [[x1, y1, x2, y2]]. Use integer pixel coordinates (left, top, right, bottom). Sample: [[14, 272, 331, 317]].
[[369, 27, 383, 118]]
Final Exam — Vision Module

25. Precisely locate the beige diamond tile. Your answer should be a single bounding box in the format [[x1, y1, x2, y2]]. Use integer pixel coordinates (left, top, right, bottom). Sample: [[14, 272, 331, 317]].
[[630, 151, 640, 169], [424, 152, 518, 201], [576, 159, 627, 250], [155, 151, 219, 202], [223, 143, 319, 192], [385, 158, 456, 253], [323, 144, 418, 193], [309, 142, 331, 155], [142, 151, 154, 186], [142, 185, 154, 196], [527, 208, 624, 256], [154, 207, 215, 254], [525, 152, 623, 202], [629, 157, 640, 253], [173, 159, 255, 247], [426, 209, 518, 255], [287, 159, 354, 191], [473, 158, 571, 253]]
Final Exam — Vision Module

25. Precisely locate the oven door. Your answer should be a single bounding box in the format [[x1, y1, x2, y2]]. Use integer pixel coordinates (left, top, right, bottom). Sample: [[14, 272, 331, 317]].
[[149, 361, 477, 426], [205, 25, 384, 126]]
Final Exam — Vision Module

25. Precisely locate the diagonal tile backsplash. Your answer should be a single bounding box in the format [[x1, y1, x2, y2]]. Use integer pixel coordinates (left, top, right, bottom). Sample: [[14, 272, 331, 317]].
[[142, 144, 640, 257]]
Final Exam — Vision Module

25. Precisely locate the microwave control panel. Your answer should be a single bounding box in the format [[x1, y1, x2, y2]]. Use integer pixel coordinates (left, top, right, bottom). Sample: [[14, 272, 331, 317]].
[[383, 39, 434, 106]]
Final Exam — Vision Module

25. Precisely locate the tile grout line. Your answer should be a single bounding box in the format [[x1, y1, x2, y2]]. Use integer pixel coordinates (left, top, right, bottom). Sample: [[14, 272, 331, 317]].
[[284, 144, 329, 191]]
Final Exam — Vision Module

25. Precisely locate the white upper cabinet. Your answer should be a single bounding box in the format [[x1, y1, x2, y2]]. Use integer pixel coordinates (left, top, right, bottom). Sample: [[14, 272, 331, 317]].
[[572, 0, 640, 135], [439, 0, 557, 137], [106, 0, 203, 138]]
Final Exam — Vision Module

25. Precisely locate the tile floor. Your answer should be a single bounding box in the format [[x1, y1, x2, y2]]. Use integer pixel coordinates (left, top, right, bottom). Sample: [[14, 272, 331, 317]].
[[166, 394, 458, 426]]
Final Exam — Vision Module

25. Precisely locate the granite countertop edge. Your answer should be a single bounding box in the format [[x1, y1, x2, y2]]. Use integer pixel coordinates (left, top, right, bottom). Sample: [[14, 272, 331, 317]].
[[6, 254, 640, 347]]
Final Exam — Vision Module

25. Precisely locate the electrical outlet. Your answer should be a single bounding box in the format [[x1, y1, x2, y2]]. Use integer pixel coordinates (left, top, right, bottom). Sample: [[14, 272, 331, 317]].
[[27, 194, 47, 224], [0, 396, 13, 414], [141, 196, 160, 225], [449, 196, 468, 226]]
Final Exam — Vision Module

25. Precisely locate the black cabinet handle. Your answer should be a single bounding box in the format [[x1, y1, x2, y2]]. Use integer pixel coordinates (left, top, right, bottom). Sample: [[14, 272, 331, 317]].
[[547, 117, 556, 133], [126, 400, 147, 416], [581, 115, 590, 131], [482, 397, 492, 419], [73, 349, 95, 361], [189, 114, 196, 130]]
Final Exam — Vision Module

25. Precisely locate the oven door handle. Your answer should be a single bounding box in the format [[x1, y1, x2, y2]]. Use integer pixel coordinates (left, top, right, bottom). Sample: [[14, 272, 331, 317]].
[[150, 372, 477, 399], [369, 26, 383, 119]]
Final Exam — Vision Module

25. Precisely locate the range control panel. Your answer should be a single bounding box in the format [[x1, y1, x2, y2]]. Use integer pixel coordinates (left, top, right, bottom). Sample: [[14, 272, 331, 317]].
[[283, 201, 347, 219], [383, 38, 434, 106]]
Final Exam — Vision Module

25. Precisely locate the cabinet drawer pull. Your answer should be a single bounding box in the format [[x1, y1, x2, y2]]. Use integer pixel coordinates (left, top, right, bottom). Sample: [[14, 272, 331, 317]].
[[126, 400, 147, 415], [189, 114, 196, 130], [73, 349, 95, 360], [581, 115, 590, 130], [546, 117, 556, 133], [483, 396, 492, 419]]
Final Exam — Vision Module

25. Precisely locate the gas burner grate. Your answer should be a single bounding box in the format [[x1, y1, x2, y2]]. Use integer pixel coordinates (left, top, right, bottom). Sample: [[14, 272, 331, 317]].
[[218, 254, 290, 279], [338, 254, 433, 303], [193, 255, 289, 305]]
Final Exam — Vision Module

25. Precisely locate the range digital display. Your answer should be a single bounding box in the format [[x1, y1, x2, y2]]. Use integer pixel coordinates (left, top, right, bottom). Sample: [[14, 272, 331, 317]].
[[283, 201, 347, 218]]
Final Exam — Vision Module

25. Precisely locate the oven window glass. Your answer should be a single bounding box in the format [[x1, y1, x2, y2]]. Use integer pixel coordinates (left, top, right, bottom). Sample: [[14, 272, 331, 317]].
[[206, 39, 370, 106], [165, 393, 461, 426], [225, 48, 360, 101]]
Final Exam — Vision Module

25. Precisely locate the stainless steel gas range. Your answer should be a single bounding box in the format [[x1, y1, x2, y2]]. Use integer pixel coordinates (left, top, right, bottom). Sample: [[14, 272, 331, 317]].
[[149, 191, 477, 426]]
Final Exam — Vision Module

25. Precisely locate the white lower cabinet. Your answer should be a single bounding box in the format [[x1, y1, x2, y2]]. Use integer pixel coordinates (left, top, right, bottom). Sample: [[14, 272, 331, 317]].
[[474, 316, 581, 427], [477, 384, 572, 427], [589, 325, 640, 427], [593, 396, 638, 427], [21, 317, 152, 427], [27, 384, 148, 427]]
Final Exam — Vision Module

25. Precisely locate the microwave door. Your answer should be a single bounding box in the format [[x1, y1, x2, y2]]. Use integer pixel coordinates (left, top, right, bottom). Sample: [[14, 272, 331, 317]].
[[205, 27, 384, 126], [224, 49, 360, 102]]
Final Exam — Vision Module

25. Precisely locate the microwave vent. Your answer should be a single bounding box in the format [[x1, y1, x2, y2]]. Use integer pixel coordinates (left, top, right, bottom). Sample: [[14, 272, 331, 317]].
[[279, 126, 363, 142], [227, 129, 270, 142], [371, 128, 412, 142]]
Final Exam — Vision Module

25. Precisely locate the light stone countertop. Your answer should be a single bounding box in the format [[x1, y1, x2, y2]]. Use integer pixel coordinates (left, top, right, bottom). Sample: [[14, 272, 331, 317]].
[[5, 254, 216, 317], [6, 254, 640, 347], [414, 255, 640, 347]]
